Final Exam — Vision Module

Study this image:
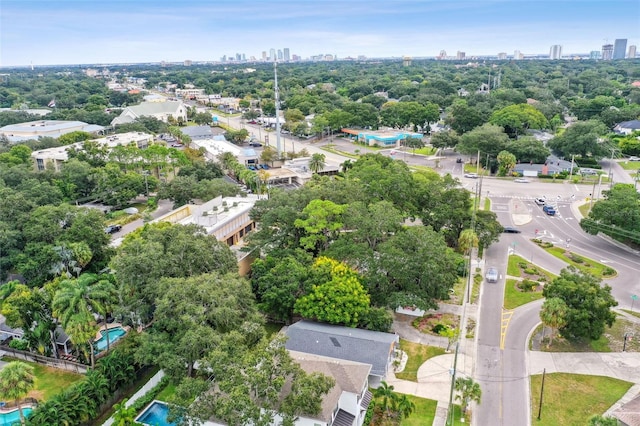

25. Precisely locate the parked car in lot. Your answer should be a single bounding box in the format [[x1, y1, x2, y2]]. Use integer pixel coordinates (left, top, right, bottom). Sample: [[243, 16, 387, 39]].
[[485, 267, 499, 283], [503, 226, 521, 234], [249, 141, 263, 147], [105, 225, 122, 234], [534, 198, 546, 205]]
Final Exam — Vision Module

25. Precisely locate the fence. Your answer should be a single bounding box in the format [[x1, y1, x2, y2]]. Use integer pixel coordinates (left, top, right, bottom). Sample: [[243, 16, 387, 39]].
[[0, 346, 87, 374], [0, 398, 39, 410]]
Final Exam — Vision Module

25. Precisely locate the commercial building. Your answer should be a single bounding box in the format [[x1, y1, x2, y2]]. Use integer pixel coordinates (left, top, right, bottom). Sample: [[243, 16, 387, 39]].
[[30, 131, 153, 172], [613, 39, 627, 59], [110, 100, 187, 126], [602, 44, 614, 60], [283, 47, 290, 61], [456, 51, 466, 60], [549, 45, 562, 59], [341, 128, 423, 147], [0, 120, 105, 143], [628, 45, 637, 59]]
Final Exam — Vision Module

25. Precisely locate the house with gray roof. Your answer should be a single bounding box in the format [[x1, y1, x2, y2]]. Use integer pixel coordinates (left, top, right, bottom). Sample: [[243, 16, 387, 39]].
[[180, 125, 213, 140], [288, 350, 373, 426], [614, 120, 640, 135], [111, 100, 187, 126], [284, 320, 399, 385]]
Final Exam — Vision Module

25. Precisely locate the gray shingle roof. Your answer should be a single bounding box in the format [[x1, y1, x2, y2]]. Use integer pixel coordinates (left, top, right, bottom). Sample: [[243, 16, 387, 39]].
[[617, 120, 640, 130], [333, 409, 355, 426], [285, 320, 398, 377]]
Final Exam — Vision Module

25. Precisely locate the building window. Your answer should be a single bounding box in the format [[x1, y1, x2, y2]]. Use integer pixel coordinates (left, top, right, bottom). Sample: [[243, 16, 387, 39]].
[[36, 158, 45, 171]]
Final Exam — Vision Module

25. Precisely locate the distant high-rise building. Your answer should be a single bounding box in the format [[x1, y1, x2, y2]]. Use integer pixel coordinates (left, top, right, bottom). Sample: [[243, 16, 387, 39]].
[[602, 44, 614, 60], [283, 48, 290, 61], [235, 53, 241, 61], [628, 45, 637, 59], [438, 50, 447, 60], [262, 51, 267, 61], [590, 50, 601, 59], [277, 49, 283, 60], [292, 54, 301, 61], [513, 50, 523, 60], [242, 53, 246, 61], [549, 45, 562, 59], [613, 39, 627, 59], [456, 51, 466, 60], [402, 56, 412, 66], [184, 60, 192, 66], [269, 48, 276, 61], [498, 52, 507, 60]]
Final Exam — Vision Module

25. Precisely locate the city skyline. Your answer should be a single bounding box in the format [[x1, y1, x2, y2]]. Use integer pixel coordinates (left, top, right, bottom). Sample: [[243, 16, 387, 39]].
[[1, 0, 639, 66]]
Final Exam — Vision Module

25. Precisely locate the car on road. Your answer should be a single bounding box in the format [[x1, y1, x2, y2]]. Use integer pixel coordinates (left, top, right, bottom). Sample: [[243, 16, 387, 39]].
[[249, 141, 263, 147], [629, 156, 640, 161], [503, 227, 521, 233], [542, 205, 556, 216], [485, 267, 499, 283], [534, 198, 546, 205], [105, 225, 122, 234], [464, 173, 478, 178], [456, 158, 463, 163], [514, 178, 530, 183]]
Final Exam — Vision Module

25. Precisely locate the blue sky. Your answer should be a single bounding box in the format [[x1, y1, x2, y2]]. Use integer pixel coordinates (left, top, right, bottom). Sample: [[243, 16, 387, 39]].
[[1, 0, 639, 66]]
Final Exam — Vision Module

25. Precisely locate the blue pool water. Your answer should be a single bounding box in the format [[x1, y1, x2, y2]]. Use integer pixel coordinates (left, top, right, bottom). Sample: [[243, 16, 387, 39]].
[[136, 401, 178, 426], [94, 327, 126, 352], [0, 407, 33, 426]]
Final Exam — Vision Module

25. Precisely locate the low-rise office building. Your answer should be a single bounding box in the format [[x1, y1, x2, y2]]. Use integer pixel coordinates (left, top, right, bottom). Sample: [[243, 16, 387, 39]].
[[0, 120, 105, 143]]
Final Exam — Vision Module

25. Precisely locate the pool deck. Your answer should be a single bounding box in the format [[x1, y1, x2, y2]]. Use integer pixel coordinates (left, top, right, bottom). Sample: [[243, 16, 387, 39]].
[[93, 323, 131, 340], [0, 403, 35, 414]]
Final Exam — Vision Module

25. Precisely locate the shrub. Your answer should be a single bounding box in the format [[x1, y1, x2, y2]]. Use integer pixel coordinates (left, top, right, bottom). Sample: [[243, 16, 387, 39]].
[[569, 254, 584, 263], [517, 279, 538, 292], [524, 268, 537, 275], [603, 267, 616, 276], [8, 338, 29, 350], [432, 323, 448, 334], [518, 262, 528, 269], [358, 307, 394, 332]]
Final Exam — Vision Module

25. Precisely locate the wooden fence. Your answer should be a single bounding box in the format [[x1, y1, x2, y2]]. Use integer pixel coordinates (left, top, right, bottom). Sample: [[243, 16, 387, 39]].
[[0, 346, 87, 374]]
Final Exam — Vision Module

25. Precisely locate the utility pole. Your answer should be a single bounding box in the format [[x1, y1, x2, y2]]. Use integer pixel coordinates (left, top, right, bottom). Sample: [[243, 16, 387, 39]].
[[446, 340, 460, 426], [569, 154, 575, 180], [537, 369, 546, 420], [609, 147, 616, 189], [274, 61, 282, 158]]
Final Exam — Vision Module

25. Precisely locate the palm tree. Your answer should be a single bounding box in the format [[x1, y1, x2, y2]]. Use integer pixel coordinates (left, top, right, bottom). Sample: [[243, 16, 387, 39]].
[[53, 273, 117, 366], [66, 311, 99, 367], [458, 229, 479, 254], [395, 394, 416, 420], [540, 297, 568, 347], [308, 153, 326, 174], [374, 381, 398, 418], [113, 398, 137, 426], [455, 377, 482, 416], [0, 361, 35, 424]]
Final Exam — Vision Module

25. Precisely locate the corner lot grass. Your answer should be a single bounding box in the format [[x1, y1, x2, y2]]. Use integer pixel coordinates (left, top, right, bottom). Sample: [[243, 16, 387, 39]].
[[530, 373, 632, 426], [395, 339, 445, 382], [1, 357, 84, 401], [504, 278, 543, 309]]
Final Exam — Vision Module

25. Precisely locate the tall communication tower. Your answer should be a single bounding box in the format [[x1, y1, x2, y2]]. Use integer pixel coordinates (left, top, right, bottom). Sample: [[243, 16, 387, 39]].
[[274, 61, 282, 158]]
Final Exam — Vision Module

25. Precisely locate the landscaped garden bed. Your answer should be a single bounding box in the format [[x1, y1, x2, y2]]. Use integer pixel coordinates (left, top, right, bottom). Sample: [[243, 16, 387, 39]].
[[412, 313, 460, 336], [531, 240, 617, 278]]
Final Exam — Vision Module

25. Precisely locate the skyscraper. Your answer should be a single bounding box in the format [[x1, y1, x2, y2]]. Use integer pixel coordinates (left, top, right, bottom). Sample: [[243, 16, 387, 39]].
[[602, 44, 614, 60], [628, 45, 637, 59], [277, 49, 283, 61], [590, 50, 601, 60], [283, 48, 290, 62], [456, 51, 466, 60], [262, 51, 267, 61], [269, 48, 276, 61], [549, 45, 562, 59], [613, 39, 627, 59], [498, 52, 507, 60], [513, 50, 523, 60]]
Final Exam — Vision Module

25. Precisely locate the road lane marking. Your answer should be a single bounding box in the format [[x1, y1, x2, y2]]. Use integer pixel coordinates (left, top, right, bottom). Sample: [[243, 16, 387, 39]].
[[500, 310, 513, 350]]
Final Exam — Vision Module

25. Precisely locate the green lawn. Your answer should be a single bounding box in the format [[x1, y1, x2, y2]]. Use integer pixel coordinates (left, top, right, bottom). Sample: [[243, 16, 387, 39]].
[[504, 278, 544, 309], [398, 394, 437, 425], [410, 146, 437, 156], [616, 160, 640, 171], [545, 247, 617, 278], [578, 203, 591, 217], [1, 358, 84, 402], [507, 255, 556, 282], [530, 373, 632, 426], [395, 339, 445, 382], [156, 381, 177, 403], [484, 197, 491, 211]]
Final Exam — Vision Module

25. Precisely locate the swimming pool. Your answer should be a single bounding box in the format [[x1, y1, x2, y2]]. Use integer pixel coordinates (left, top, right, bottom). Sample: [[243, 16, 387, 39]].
[[94, 327, 126, 352], [0, 407, 33, 426], [135, 401, 178, 426]]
